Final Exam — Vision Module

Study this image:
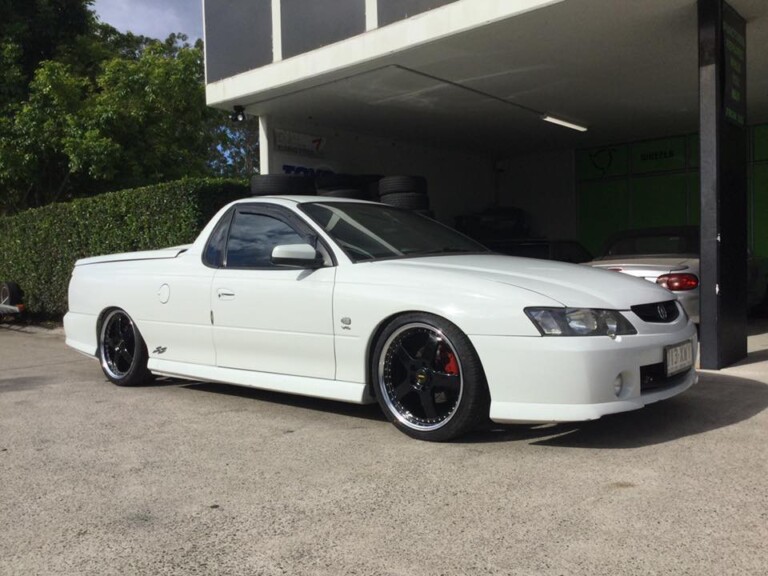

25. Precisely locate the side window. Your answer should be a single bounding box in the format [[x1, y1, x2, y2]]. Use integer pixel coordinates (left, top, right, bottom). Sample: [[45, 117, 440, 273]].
[[225, 211, 305, 268]]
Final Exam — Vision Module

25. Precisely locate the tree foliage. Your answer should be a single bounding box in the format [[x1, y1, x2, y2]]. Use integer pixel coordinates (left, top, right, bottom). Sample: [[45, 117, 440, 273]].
[[0, 0, 256, 215]]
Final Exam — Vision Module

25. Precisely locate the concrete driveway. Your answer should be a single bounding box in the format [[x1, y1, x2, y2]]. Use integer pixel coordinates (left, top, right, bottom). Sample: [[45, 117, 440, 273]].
[[1, 323, 766, 576]]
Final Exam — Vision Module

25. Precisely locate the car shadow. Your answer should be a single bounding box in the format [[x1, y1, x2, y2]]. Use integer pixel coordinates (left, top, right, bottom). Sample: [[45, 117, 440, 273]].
[[161, 373, 767, 447], [460, 372, 768, 448], [179, 381, 386, 422]]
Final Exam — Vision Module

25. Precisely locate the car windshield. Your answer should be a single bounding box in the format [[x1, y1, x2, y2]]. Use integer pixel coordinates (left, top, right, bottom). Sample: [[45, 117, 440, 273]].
[[602, 230, 699, 257], [300, 202, 489, 262]]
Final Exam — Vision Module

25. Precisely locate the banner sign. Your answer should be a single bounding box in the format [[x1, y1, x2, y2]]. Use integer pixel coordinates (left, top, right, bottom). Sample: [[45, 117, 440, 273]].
[[274, 129, 326, 157], [723, 2, 746, 126]]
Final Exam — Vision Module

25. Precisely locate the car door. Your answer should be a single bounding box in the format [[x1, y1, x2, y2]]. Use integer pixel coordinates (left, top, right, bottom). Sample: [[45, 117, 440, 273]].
[[211, 204, 336, 379]]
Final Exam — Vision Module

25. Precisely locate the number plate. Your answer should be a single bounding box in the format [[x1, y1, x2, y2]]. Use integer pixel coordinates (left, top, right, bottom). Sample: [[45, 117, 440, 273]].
[[665, 340, 693, 377]]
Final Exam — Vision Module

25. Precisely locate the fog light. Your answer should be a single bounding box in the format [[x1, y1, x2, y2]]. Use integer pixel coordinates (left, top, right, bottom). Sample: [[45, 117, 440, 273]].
[[613, 375, 624, 397]]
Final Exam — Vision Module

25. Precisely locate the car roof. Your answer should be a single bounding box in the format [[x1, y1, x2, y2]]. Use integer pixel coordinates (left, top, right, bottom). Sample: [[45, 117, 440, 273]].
[[234, 195, 378, 207]]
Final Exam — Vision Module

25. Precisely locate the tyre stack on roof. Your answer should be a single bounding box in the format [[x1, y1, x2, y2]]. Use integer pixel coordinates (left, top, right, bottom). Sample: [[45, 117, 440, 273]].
[[315, 173, 380, 200], [250, 174, 316, 196], [378, 175, 432, 217], [250, 173, 434, 218]]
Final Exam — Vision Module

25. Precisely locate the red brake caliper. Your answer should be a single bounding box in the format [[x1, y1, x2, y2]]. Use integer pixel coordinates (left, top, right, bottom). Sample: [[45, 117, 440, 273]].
[[443, 349, 459, 375]]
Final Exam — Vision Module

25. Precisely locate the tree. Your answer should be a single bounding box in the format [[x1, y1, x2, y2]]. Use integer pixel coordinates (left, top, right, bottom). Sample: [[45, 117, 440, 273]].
[[0, 2, 257, 215], [210, 117, 261, 178], [0, 0, 94, 107]]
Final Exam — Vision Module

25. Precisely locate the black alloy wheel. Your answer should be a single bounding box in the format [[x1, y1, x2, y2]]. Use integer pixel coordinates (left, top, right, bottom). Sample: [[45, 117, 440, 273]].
[[373, 313, 489, 441], [99, 309, 152, 386]]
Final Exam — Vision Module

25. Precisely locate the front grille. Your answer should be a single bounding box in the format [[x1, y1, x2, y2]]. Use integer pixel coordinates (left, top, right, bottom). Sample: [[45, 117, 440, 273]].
[[631, 300, 679, 323]]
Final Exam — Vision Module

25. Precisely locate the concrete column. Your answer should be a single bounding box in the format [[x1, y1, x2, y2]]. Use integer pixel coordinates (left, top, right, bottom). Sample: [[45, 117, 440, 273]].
[[271, 0, 282, 61], [365, 0, 378, 31], [259, 116, 277, 175], [698, 0, 748, 368]]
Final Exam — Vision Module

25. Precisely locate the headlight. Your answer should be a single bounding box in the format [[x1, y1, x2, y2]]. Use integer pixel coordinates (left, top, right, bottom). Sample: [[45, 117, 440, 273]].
[[525, 307, 637, 337]]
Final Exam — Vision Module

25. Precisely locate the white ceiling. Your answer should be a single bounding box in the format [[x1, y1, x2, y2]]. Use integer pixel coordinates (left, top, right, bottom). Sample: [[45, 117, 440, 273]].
[[245, 0, 768, 156]]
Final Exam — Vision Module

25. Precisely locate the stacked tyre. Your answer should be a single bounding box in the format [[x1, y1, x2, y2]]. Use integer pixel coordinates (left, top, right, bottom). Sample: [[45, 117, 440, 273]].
[[378, 175, 431, 216], [250, 174, 316, 196], [315, 173, 382, 200]]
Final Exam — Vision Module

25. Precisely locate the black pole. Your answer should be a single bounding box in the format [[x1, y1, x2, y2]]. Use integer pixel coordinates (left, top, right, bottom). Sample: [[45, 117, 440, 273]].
[[698, 0, 748, 369]]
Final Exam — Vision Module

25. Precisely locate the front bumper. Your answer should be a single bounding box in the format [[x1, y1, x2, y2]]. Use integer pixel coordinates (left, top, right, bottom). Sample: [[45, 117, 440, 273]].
[[469, 317, 698, 424]]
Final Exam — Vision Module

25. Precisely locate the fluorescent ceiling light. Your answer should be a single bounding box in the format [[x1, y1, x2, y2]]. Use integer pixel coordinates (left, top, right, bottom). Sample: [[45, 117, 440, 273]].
[[542, 115, 588, 132]]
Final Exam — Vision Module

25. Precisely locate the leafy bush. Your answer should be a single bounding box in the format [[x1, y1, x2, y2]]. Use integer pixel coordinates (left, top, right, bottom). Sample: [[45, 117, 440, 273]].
[[0, 177, 247, 316]]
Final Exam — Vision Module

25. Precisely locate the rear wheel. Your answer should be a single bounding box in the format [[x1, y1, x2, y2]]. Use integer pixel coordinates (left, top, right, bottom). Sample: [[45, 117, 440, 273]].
[[372, 313, 489, 441], [98, 309, 152, 386]]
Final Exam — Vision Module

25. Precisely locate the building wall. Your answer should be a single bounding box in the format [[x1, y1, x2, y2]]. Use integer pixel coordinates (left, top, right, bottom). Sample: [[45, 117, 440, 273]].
[[268, 124, 496, 225], [280, 0, 365, 59], [204, 0, 272, 83], [264, 121, 768, 259], [495, 151, 577, 241], [378, 0, 458, 26], [575, 125, 768, 257], [204, 0, 461, 83], [205, 0, 367, 82]]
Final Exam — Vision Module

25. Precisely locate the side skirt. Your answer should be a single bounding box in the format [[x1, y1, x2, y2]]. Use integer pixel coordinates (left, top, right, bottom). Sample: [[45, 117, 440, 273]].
[[147, 358, 372, 404]]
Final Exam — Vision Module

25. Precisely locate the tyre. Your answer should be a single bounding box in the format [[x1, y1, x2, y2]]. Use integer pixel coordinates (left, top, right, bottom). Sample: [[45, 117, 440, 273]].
[[378, 175, 427, 195], [98, 309, 153, 386], [317, 188, 369, 199], [372, 313, 490, 441], [251, 174, 316, 196], [1, 282, 22, 306], [315, 173, 362, 191], [379, 191, 430, 210]]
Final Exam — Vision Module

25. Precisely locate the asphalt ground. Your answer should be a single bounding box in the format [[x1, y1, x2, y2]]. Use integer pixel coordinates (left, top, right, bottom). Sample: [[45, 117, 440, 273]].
[[1, 322, 766, 576]]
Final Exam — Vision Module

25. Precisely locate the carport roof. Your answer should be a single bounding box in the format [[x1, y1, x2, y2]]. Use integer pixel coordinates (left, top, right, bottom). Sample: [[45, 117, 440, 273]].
[[206, 0, 768, 155]]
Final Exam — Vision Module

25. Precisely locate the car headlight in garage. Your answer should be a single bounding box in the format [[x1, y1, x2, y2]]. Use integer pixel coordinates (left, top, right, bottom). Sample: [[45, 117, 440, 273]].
[[525, 308, 637, 337]]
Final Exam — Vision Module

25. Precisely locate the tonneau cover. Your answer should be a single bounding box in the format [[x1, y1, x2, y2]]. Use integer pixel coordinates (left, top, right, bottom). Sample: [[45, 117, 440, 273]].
[[75, 245, 191, 266]]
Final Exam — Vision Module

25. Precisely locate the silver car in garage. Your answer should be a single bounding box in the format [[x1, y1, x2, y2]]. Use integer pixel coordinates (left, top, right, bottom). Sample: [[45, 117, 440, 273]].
[[587, 226, 768, 324]]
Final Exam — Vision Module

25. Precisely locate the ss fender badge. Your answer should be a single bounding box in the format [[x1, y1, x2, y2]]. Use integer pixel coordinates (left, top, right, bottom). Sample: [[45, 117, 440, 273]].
[[341, 317, 352, 331], [152, 346, 167, 355]]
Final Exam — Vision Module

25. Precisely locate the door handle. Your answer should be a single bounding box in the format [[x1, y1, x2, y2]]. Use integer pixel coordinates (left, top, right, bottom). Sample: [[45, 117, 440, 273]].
[[217, 289, 236, 300]]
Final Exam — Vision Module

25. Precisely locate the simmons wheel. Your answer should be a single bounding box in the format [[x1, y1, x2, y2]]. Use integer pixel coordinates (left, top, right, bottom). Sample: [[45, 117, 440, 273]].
[[373, 313, 489, 441], [98, 309, 152, 386]]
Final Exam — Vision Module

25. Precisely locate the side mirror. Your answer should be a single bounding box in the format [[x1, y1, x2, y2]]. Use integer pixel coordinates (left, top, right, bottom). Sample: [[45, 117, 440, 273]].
[[271, 243, 324, 268]]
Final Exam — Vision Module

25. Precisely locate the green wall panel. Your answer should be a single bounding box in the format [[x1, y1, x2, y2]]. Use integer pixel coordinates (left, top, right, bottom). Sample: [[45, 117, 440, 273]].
[[755, 125, 768, 162], [578, 180, 629, 255], [631, 137, 687, 174], [687, 172, 700, 225], [576, 146, 628, 181], [753, 164, 768, 257], [576, 124, 768, 256], [687, 134, 699, 168], [629, 174, 688, 228]]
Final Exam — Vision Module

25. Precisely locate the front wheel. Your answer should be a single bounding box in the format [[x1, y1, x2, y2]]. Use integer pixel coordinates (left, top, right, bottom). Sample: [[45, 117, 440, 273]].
[[98, 309, 152, 386], [372, 313, 490, 441]]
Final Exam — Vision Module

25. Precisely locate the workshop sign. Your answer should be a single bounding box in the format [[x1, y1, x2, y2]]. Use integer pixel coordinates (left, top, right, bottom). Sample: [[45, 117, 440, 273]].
[[723, 2, 746, 126], [274, 129, 326, 157]]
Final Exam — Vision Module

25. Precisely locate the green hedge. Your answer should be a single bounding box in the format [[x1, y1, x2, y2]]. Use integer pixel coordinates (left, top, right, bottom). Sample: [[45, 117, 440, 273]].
[[0, 177, 248, 316]]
